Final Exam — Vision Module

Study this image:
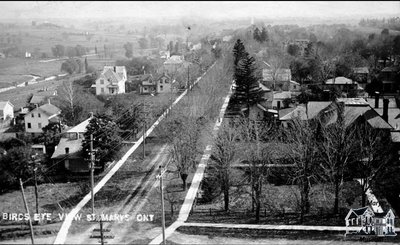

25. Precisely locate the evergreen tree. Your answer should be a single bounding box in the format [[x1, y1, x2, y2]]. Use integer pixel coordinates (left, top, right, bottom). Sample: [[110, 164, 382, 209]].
[[253, 27, 261, 42], [260, 27, 268, 43], [233, 39, 246, 67], [233, 51, 263, 117], [82, 114, 122, 166]]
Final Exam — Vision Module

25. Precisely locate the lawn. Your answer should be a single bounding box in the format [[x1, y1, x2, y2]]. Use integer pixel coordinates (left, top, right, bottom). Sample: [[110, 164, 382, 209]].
[[190, 179, 365, 226], [0, 181, 85, 226]]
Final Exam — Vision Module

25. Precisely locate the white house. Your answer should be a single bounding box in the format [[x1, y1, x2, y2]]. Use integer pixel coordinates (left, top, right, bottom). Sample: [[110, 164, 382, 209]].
[[345, 206, 396, 237], [93, 66, 127, 95], [24, 103, 61, 135], [0, 101, 14, 120]]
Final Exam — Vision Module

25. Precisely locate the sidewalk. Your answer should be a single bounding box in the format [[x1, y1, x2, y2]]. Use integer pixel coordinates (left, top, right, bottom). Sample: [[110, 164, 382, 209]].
[[149, 83, 234, 245], [181, 222, 400, 232]]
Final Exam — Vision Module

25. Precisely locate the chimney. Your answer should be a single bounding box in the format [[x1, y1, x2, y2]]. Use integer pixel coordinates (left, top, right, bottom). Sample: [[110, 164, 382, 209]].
[[374, 91, 379, 108], [383, 98, 389, 123]]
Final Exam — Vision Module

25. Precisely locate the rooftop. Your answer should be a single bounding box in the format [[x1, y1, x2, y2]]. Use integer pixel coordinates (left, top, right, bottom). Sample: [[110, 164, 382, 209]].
[[353, 67, 369, 74], [0, 101, 13, 108], [326, 77, 355, 85]]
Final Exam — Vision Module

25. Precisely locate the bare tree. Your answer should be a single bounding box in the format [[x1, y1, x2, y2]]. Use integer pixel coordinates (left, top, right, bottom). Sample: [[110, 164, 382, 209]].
[[57, 79, 82, 125], [318, 102, 359, 215], [237, 118, 276, 223], [354, 122, 393, 206], [209, 123, 239, 211], [156, 115, 201, 191], [281, 118, 320, 223]]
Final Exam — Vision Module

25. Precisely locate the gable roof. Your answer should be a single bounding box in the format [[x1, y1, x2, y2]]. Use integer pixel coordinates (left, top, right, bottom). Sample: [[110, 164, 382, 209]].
[[259, 82, 271, 92], [40, 103, 60, 115], [67, 118, 91, 133], [353, 207, 370, 216], [279, 105, 307, 121], [51, 118, 91, 159], [51, 137, 83, 159], [263, 68, 291, 82], [353, 67, 369, 74], [381, 66, 399, 73], [155, 73, 171, 81], [30, 95, 46, 104], [103, 68, 121, 84], [306, 101, 332, 119], [0, 101, 13, 109], [273, 91, 291, 100], [326, 77, 355, 85]]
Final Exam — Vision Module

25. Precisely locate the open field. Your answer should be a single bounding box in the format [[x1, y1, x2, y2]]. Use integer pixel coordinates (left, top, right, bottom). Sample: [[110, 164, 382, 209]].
[[0, 74, 86, 109]]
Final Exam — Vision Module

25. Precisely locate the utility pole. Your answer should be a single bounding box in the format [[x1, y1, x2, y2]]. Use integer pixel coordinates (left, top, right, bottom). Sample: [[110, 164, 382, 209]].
[[143, 101, 146, 159], [187, 65, 190, 89], [30, 155, 41, 216], [20, 178, 35, 245], [90, 134, 95, 215], [157, 166, 167, 245], [99, 218, 104, 245]]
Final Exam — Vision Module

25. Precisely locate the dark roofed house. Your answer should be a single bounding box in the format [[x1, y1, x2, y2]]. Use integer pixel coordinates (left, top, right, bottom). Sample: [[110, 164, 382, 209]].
[[137, 74, 156, 94]]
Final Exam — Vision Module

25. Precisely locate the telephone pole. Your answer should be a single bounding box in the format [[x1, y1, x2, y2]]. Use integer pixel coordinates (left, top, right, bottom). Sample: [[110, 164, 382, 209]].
[[90, 134, 95, 214], [157, 166, 167, 245], [30, 155, 41, 216], [20, 178, 35, 245], [143, 101, 146, 159]]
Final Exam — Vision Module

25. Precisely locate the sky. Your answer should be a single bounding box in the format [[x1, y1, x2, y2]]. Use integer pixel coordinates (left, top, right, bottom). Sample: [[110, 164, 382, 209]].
[[0, 1, 398, 20]]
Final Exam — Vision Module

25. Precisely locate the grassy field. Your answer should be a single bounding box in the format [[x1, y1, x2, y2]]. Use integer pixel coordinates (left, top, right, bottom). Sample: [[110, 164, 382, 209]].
[[189, 179, 366, 226]]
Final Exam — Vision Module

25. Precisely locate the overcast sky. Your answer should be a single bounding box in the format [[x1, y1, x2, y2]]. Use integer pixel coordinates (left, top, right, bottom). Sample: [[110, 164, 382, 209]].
[[0, 1, 398, 20]]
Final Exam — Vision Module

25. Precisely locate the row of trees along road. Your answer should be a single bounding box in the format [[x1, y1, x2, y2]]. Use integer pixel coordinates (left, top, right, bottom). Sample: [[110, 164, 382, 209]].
[[207, 40, 395, 223]]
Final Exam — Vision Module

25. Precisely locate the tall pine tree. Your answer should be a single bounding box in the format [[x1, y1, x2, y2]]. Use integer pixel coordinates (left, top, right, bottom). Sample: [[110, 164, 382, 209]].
[[233, 39, 246, 67], [233, 51, 263, 117]]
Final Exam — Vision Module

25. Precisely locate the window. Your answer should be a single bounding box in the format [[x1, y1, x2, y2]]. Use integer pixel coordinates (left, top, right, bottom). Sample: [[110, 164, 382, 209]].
[[65, 147, 69, 154], [100, 79, 104, 85], [65, 159, 69, 169], [160, 85, 163, 91], [27, 123, 31, 129], [101, 88, 104, 93], [31, 113, 34, 118], [38, 123, 42, 129], [38, 113, 41, 118]]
